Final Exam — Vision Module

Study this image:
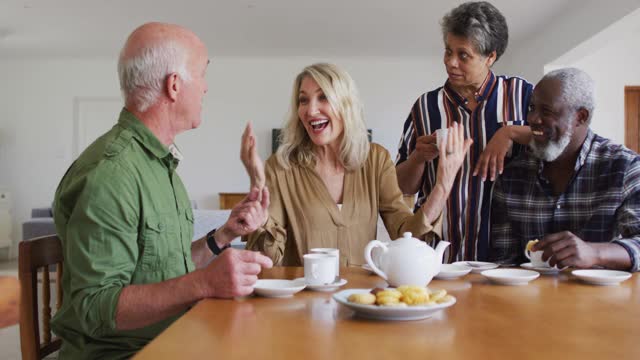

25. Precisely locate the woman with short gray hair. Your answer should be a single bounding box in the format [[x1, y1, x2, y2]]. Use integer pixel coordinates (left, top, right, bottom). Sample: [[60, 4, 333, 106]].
[[395, 1, 533, 262]]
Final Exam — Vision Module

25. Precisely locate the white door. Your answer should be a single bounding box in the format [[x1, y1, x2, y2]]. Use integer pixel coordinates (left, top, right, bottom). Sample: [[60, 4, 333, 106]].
[[73, 97, 122, 157]]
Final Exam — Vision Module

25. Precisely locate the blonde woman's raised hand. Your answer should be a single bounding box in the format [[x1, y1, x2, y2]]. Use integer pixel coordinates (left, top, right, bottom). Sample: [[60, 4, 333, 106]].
[[241, 123, 266, 191], [436, 122, 473, 193]]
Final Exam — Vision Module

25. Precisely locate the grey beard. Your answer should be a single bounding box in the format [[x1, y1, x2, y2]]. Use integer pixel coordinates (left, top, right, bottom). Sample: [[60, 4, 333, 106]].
[[529, 126, 572, 162]]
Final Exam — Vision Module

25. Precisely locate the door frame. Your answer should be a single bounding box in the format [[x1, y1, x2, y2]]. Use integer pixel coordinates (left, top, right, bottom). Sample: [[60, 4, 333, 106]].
[[624, 86, 640, 153]]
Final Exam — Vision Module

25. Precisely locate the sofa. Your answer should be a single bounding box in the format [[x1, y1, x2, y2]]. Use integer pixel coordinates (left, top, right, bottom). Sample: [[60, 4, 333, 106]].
[[22, 207, 392, 250], [22, 207, 244, 248]]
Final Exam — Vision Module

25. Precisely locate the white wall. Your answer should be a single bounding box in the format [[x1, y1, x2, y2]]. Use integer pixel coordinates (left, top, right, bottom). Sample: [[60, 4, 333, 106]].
[[543, 8, 640, 145], [0, 56, 445, 256], [552, 35, 640, 145], [495, 0, 640, 83]]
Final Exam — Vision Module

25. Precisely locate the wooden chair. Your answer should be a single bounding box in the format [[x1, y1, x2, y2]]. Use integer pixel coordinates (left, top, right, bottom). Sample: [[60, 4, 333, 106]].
[[18, 235, 63, 360]]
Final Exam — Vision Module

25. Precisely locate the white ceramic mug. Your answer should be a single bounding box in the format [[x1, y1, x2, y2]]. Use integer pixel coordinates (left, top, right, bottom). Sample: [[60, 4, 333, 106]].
[[524, 248, 551, 268], [435, 128, 448, 149], [303, 254, 336, 286], [310, 248, 339, 280]]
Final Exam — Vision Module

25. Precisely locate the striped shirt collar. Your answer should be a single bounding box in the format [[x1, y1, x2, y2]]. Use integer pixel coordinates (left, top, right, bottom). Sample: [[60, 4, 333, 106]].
[[443, 71, 496, 107]]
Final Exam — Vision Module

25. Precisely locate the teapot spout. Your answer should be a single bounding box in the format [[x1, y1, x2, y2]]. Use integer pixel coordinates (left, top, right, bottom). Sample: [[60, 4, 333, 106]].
[[435, 240, 451, 263]]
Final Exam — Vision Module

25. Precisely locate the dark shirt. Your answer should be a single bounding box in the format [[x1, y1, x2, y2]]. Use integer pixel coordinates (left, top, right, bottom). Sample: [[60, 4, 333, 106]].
[[490, 130, 640, 271]]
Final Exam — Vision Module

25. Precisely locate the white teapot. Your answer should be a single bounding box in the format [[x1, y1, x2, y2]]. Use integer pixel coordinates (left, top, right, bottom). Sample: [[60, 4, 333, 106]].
[[364, 232, 450, 287]]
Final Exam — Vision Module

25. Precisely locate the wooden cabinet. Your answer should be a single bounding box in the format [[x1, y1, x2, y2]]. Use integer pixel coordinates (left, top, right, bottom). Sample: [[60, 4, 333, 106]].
[[218, 193, 248, 210]]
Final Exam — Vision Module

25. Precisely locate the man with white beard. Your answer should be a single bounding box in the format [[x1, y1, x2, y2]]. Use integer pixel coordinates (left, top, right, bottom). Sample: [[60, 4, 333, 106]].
[[489, 68, 640, 272]]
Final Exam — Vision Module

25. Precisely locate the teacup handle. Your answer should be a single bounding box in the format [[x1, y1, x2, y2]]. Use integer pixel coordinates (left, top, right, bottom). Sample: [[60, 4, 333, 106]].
[[364, 240, 388, 281], [524, 248, 532, 260]]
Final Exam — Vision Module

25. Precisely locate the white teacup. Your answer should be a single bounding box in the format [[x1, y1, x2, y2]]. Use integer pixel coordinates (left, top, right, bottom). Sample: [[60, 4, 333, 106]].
[[303, 254, 336, 286], [524, 249, 551, 268], [310, 248, 340, 280], [435, 128, 448, 149]]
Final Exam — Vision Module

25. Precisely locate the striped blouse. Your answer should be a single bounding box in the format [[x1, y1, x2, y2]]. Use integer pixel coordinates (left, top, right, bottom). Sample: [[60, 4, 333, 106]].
[[396, 72, 533, 262]]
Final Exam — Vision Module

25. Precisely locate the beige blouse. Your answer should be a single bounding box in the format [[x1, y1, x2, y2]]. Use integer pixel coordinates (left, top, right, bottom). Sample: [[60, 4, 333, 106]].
[[244, 143, 442, 266]]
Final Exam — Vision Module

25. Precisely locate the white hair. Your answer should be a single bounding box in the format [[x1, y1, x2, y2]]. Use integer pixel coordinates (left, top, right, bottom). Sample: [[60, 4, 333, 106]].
[[542, 68, 595, 124], [117, 41, 192, 112], [529, 122, 573, 162]]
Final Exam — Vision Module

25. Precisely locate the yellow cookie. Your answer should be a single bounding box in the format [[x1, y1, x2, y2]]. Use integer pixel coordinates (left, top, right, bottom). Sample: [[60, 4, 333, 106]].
[[397, 285, 428, 295], [429, 289, 448, 303], [526, 239, 539, 252], [348, 293, 376, 305], [402, 290, 429, 305], [436, 294, 455, 304], [376, 295, 401, 306], [376, 289, 402, 299]]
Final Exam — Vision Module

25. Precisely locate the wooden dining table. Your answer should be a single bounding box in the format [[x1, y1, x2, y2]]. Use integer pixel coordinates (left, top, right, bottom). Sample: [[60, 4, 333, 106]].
[[0, 275, 20, 328], [135, 266, 640, 360]]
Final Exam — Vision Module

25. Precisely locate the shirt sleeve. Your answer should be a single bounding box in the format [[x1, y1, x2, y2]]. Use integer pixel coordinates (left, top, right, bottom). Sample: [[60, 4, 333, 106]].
[[244, 159, 287, 265], [507, 79, 534, 158], [377, 145, 441, 242], [57, 160, 140, 336], [519, 80, 533, 125], [395, 100, 418, 165], [489, 177, 521, 264], [612, 158, 640, 272]]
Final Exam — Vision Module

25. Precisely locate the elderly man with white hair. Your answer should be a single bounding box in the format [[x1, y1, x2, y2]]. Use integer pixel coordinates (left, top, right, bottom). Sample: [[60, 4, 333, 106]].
[[490, 68, 640, 272], [51, 22, 273, 359]]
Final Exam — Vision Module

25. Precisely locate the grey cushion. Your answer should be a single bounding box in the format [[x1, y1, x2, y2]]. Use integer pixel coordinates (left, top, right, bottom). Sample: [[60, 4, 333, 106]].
[[22, 207, 240, 246], [192, 209, 244, 249], [31, 207, 53, 218], [22, 218, 56, 240]]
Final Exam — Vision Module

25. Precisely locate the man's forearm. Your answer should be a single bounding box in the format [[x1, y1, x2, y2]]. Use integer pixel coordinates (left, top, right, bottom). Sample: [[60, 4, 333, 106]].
[[191, 225, 238, 268], [396, 154, 426, 195], [191, 237, 213, 268], [115, 270, 206, 331], [595, 242, 633, 270]]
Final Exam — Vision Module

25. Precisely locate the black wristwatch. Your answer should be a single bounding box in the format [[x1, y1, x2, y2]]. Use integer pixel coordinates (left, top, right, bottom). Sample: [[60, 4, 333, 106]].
[[206, 228, 230, 255]]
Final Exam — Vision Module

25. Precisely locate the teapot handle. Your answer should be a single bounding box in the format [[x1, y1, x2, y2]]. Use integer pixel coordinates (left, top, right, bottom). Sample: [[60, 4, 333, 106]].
[[364, 240, 388, 281]]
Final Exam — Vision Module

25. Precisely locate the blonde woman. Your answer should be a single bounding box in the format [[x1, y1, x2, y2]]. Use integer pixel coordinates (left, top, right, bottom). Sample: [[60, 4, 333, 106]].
[[243, 63, 472, 266]]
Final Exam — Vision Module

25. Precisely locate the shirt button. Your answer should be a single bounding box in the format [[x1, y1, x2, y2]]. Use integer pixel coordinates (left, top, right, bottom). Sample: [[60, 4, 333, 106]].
[[556, 204, 561, 209]]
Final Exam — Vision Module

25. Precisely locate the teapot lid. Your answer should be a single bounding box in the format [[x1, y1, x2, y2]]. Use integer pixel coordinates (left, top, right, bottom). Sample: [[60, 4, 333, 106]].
[[395, 232, 422, 245], [390, 231, 430, 252]]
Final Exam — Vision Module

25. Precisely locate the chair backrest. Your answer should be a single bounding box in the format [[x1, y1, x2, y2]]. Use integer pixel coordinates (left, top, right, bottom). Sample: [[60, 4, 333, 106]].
[[18, 235, 63, 360]]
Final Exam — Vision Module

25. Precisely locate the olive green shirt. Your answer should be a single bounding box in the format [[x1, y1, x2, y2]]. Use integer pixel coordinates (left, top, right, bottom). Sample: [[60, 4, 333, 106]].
[[52, 109, 195, 359]]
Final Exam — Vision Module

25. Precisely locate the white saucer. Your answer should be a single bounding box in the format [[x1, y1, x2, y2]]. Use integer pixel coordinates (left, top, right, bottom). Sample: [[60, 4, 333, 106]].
[[435, 264, 472, 280], [253, 279, 307, 298], [520, 262, 562, 275], [452, 261, 499, 273], [572, 269, 632, 286], [294, 277, 348, 292], [481, 269, 540, 285]]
